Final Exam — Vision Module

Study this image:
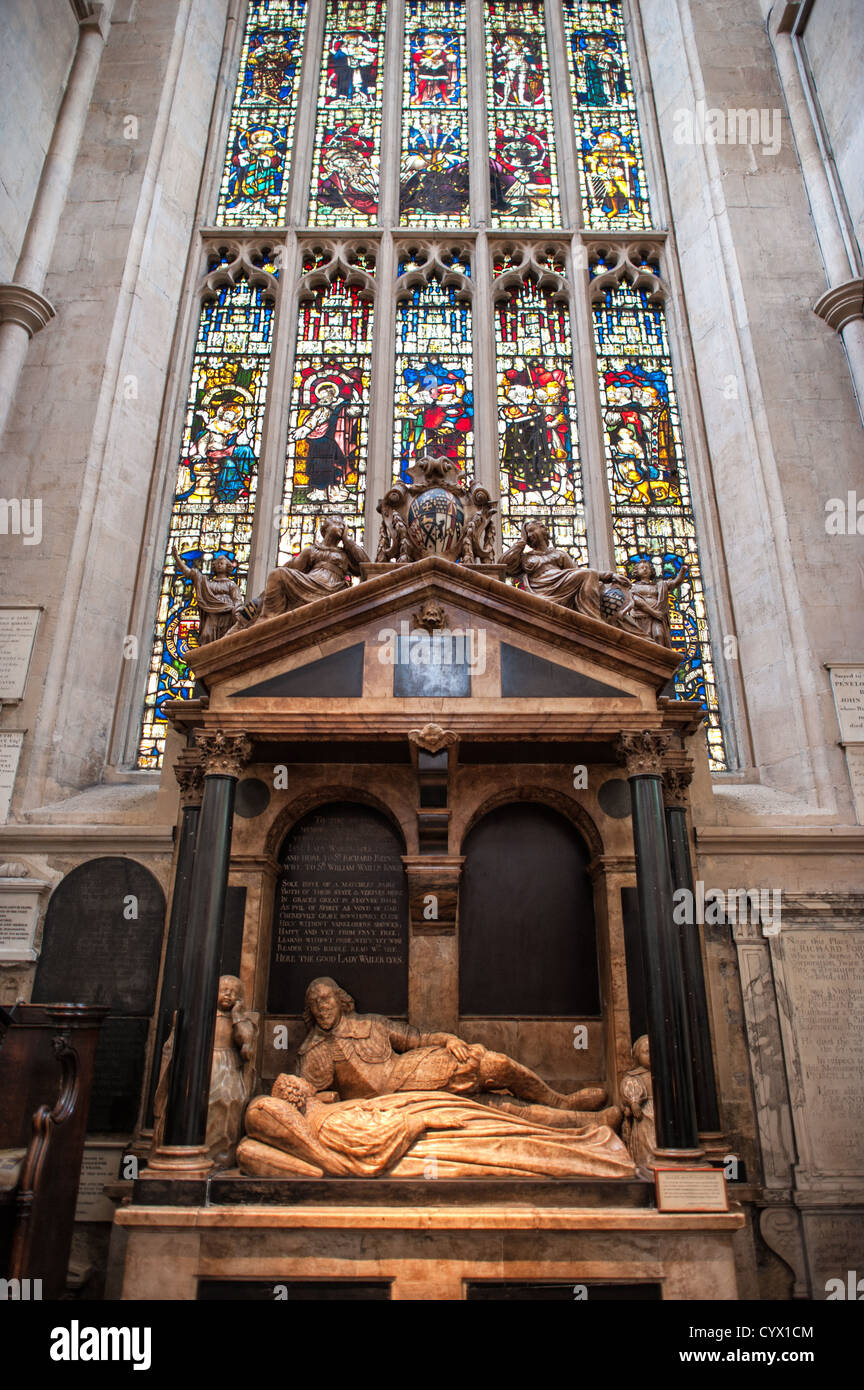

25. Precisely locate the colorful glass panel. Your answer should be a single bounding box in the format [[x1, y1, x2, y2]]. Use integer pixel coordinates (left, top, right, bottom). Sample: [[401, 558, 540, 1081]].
[[394, 256, 473, 481], [562, 0, 651, 229], [277, 256, 375, 563], [487, 1, 560, 228], [137, 268, 277, 768], [494, 256, 586, 560], [215, 0, 308, 226], [399, 1, 470, 225], [308, 1, 386, 226], [593, 279, 725, 768]]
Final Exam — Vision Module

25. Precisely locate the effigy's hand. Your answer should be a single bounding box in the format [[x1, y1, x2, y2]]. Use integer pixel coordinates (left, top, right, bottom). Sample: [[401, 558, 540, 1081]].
[[444, 1035, 471, 1062]]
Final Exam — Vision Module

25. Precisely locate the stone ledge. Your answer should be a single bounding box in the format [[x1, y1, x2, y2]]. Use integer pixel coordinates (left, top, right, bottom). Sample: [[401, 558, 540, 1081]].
[[116, 1203, 745, 1232], [695, 826, 864, 854]]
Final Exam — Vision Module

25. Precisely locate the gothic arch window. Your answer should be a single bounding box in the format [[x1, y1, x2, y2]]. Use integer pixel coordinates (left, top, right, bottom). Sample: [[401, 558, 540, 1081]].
[[132, 0, 733, 772]]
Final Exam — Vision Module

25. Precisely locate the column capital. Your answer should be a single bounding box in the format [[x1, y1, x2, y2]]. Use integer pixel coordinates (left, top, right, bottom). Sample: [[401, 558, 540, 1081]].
[[617, 729, 670, 777], [194, 730, 252, 779], [174, 755, 205, 807], [813, 277, 864, 333], [662, 764, 694, 809], [0, 283, 55, 337]]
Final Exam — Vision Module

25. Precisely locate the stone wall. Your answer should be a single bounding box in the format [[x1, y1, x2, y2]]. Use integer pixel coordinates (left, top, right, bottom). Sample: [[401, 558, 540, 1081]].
[[0, 0, 77, 281]]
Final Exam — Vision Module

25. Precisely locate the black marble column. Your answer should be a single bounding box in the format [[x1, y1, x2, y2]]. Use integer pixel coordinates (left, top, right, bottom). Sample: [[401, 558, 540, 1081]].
[[143, 760, 203, 1130], [664, 768, 721, 1135], [163, 731, 251, 1154], [619, 731, 699, 1153]]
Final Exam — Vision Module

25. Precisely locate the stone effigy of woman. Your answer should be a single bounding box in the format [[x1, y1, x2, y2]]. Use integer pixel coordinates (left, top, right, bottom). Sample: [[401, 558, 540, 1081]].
[[502, 519, 629, 620], [205, 975, 259, 1168], [251, 514, 370, 623], [620, 1034, 657, 1169], [237, 1074, 635, 1180]]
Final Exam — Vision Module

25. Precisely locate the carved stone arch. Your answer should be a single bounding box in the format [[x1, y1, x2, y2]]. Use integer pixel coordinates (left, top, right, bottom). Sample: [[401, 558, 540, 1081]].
[[200, 239, 281, 298], [489, 238, 571, 306], [295, 239, 378, 300], [460, 785, 604, 862], [265, 783, 411, 861], [586, 237, 666, 304], [394, 240, 474, 301]]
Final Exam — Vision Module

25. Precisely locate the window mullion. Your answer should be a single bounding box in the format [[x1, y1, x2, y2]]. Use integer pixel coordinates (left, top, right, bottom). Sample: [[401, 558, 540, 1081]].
[[287, 0, 326, 226], [365, 231, 397, 547], [570, 232, 615, 570], [467, 0, 491, 229], [247, 232, 301, 593], [377, 0, 405, 229], [545, 0, 579, 230], [472, 230, 498, 495]]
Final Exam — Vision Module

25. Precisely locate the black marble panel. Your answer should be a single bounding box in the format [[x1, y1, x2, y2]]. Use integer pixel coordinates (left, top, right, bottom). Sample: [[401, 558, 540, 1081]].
[[500, 643, 629, 699], [232, 643, 364, 698]]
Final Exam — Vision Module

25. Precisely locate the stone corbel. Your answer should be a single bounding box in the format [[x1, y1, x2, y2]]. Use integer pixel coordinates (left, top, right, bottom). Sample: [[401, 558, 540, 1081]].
[[759, 1203, 809, 1299], [0, 284, 55, 338], [813, 278, 864, 333], [408, 723, 458, 756], [194, 730, 252, 779]]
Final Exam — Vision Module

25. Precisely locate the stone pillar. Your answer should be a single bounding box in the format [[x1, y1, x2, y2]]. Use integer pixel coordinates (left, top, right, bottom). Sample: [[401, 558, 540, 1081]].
[[663, 766, 721, 1140], [617, 731, 700, 1156], [158, 730, 251, 1171], [141, 756, 204, 1135], [0, 3, 112, 442]]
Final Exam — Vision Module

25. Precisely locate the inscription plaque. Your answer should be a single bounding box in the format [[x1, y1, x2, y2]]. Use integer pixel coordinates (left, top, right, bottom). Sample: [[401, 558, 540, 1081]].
[[0, 607, 40, 701], [827, 664, 864, 741], [268, 803, 409, 1016], [0, 883, 45, 961], [74, 1143, 124, 1223], [0, 730, 24, 823], [32, 857, 165, 1135], [777, 929, 864, 1176]]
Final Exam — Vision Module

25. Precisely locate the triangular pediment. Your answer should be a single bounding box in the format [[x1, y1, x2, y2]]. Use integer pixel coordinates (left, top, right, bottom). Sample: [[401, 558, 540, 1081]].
[[177, 558, 690, 750]]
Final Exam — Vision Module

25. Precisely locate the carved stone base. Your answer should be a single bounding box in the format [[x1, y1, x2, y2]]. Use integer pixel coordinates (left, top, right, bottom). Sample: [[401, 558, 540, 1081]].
[[142, 1145, 214, 1180]]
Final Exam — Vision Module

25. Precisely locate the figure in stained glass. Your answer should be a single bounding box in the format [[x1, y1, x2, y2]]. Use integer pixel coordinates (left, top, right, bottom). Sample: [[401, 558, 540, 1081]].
[[499, 359, 571, 494], [226, 125, 286, 220], [317, 124, 378, 216], [176, 381, 258, 506], [244, 30, 298, 103], [582, 126, 643, 222], [571, 30, 624, 107], [493, 29, 544, 107], [327, 27, 379, 101], [289, 365, 364, 503], [490, 122, 552, 222], [604, 363, 678, 507], [410, 28, 460, 103], [401, 359, 473, 475]]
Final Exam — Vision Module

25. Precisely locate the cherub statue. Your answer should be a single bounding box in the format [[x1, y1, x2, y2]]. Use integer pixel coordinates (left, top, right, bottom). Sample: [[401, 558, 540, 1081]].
[[171, 546, 244, 646], [620, 1034, 657, 1170], [205, 975, 259, 1168]]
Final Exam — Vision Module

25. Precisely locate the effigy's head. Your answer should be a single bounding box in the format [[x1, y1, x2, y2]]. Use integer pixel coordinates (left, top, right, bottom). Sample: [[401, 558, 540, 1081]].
[[523, 518, 549, 548], [320, 513, 346, 544], [632, 1034, 650, 1069], [304, 976, 355, 1032], [272, 1074, 314, 1111], [631, 558, 657, 582]]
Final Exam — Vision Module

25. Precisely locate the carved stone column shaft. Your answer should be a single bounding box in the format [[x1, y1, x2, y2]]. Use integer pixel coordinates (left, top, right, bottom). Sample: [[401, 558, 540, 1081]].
[[162, 733, 251, 1156], [618, 731, 699, 1153]]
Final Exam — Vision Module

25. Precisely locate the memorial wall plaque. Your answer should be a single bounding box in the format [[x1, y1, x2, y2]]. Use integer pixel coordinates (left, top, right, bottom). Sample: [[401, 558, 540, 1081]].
[[0, 874, 47, 960], [0, 730, 24, 823], [775, 929, 864, 1177], [268, 803, 409, 1016], [827, 664, 864, 742], [460, 803, 600, 1017], [0, 607, 40, 701], [74, 1143, 125, 1223], [32, 858, 165, 1135]]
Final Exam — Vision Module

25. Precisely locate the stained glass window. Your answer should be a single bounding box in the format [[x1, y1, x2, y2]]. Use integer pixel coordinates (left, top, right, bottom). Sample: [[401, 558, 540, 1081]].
[[215, 0, 308, 226], [276, 252, 375, 562], [494, 254, 586, 560], [394, 255, 473, 480], [400, 0, 470, 225], [137, 265, 277, 767], [308, 1, 386, 226], [487, 1, 560, 228], [562, 0, 651, 230], [592, 278, 725, 768]]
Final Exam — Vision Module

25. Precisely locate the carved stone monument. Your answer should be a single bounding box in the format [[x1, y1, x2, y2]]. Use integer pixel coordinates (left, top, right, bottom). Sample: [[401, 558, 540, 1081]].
[[375, 454, 498, 565]]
